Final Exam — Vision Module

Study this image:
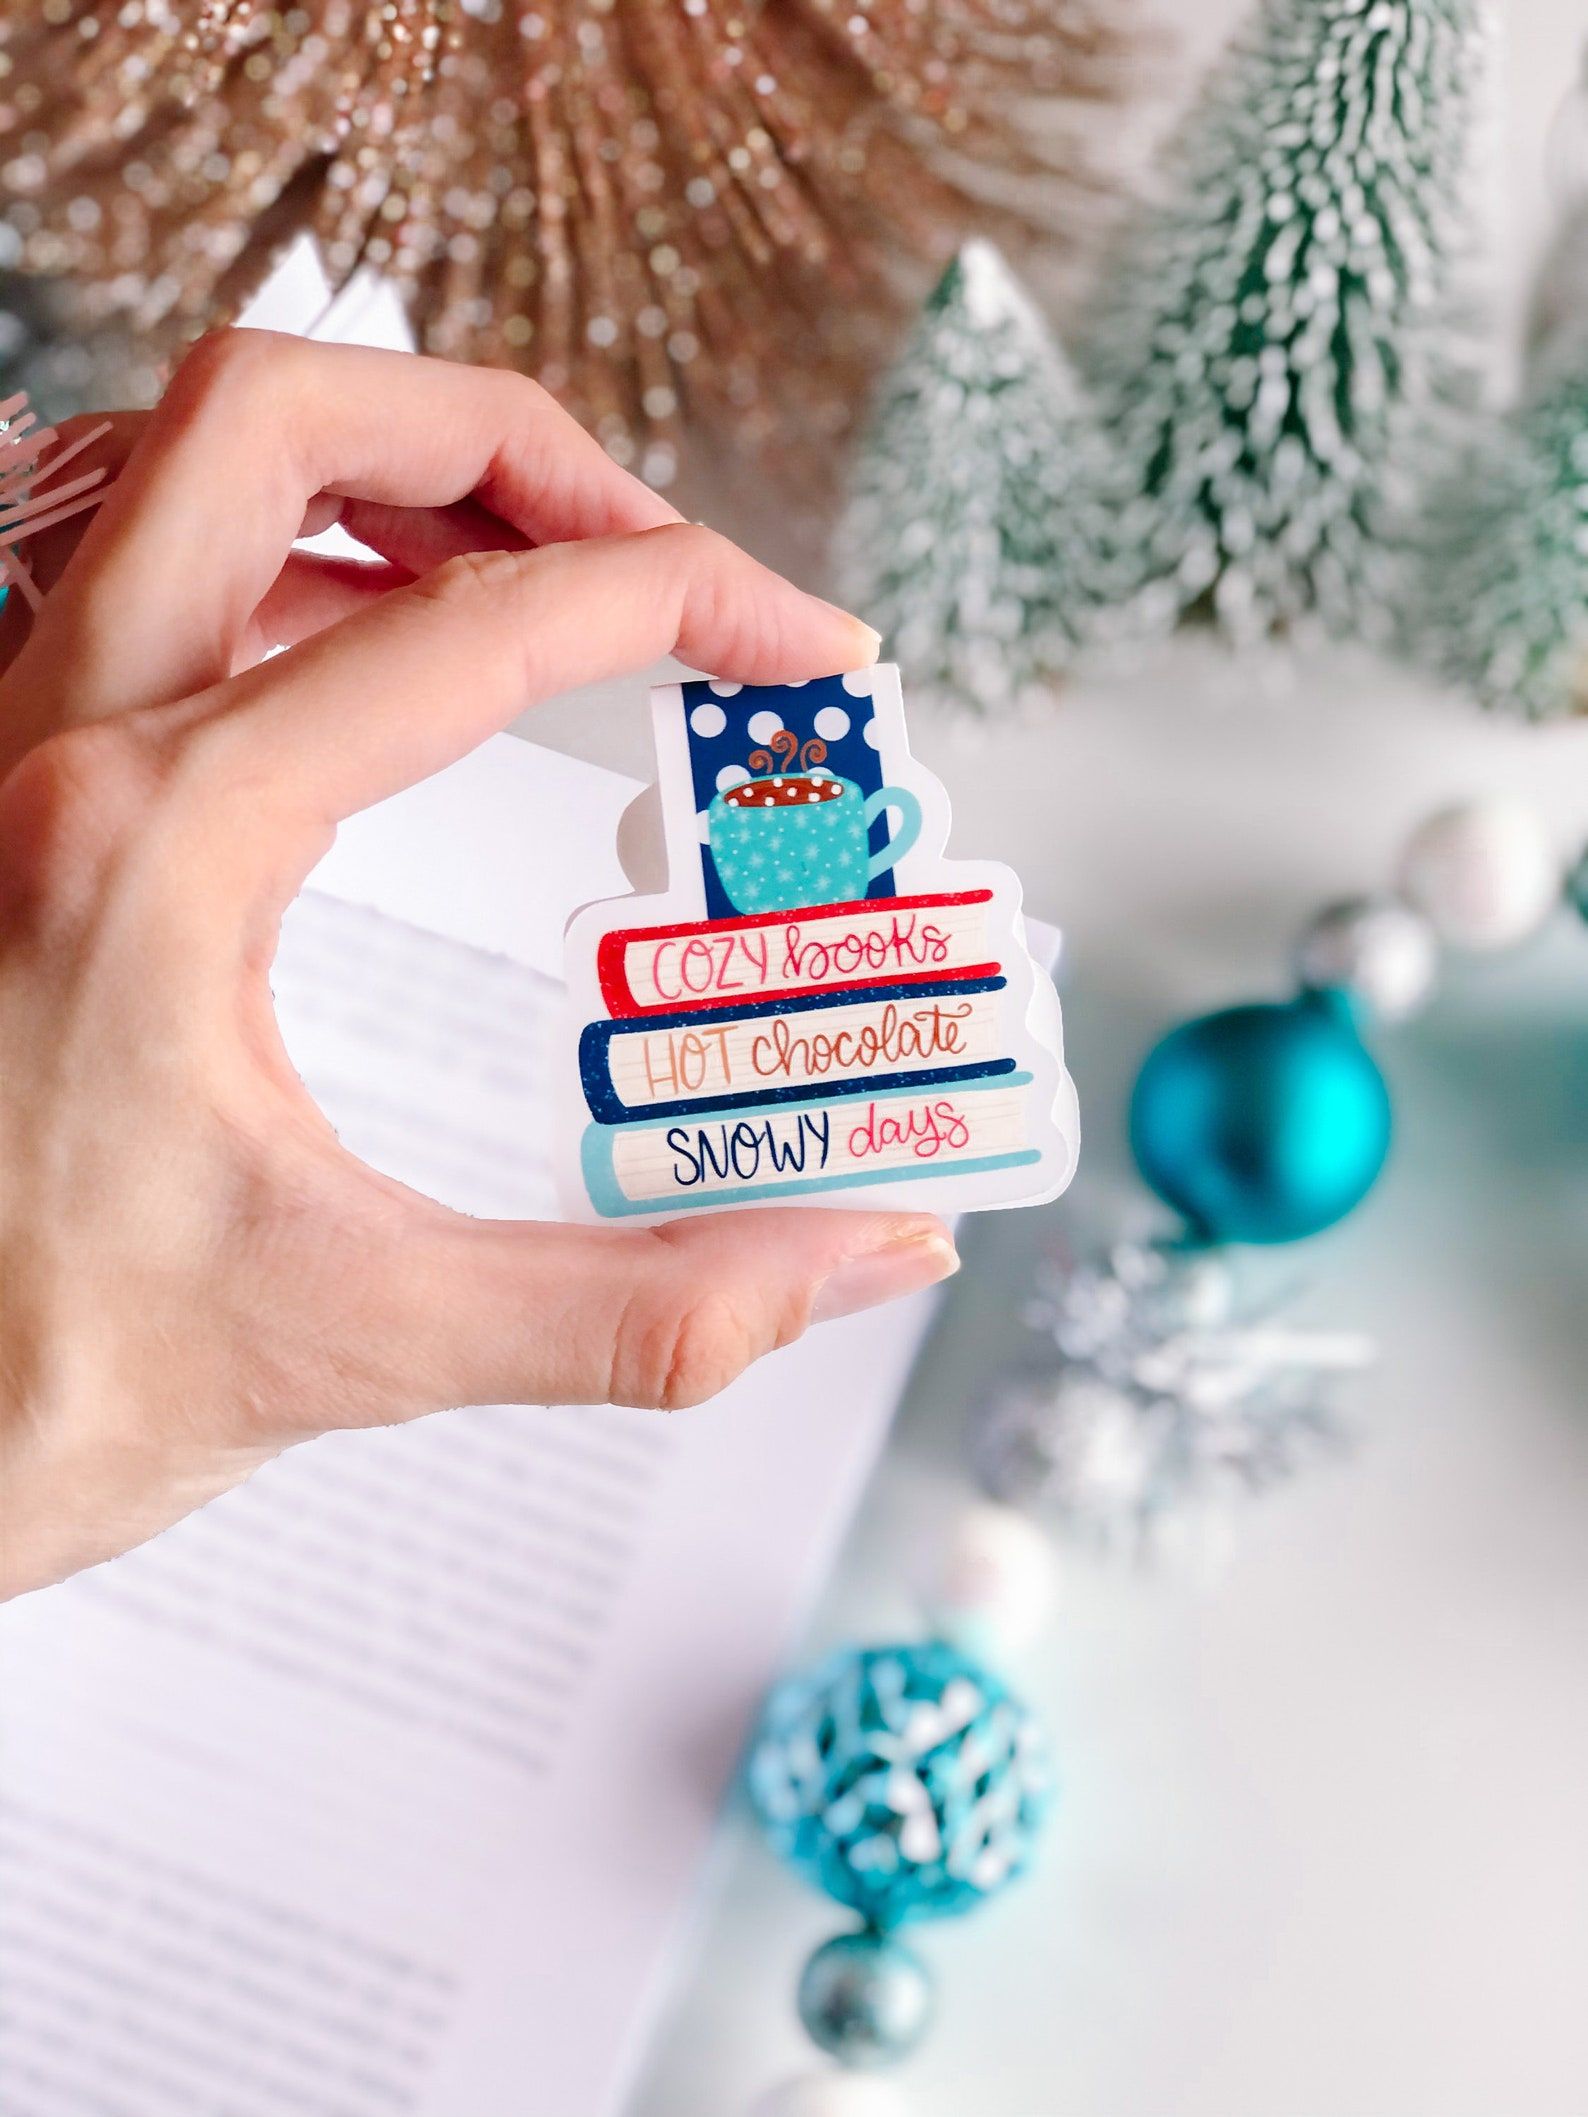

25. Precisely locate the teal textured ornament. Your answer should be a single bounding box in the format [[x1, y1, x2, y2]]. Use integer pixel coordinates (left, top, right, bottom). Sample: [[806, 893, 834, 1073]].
[[796, 1931, 934, 2069], [746, 1641, 1052, 1930], [1129, 992, 1391, 1245]]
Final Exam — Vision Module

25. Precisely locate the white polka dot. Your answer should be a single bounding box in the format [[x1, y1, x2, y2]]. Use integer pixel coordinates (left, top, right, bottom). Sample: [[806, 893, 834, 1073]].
[[813, 704, 851, 741], [861, 715, 882, 749], [696, 808, 712, 842], [689, 701, 726, 739], [716, 764, 750, 791], [747, 709, 784, 744], [783, 678, 809, 688], [708, 679, 743, 697], [840, 669, 875, 697]]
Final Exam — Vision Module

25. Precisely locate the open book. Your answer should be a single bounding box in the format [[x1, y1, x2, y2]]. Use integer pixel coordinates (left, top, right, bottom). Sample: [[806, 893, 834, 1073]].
[[0, 250, 1059, 2113], [0, 731, 952, 2116]]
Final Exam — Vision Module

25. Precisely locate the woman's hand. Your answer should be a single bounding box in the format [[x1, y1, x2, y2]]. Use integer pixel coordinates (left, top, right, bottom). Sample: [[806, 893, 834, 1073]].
[[0, 331, 957, 1599]]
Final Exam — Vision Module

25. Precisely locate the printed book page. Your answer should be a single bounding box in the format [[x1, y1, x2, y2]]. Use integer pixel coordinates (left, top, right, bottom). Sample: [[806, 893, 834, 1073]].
[[1, 245, 1055, 2116], [0, 735, 946, 2117]]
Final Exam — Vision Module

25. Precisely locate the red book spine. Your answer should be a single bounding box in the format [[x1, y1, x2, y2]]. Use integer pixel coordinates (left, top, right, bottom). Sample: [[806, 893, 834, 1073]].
[[596, 889, 996, 1018]]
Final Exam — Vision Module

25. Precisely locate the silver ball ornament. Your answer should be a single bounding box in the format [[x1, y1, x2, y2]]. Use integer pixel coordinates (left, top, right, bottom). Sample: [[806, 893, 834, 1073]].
[[1293, 896, 1439, 1022], [919, 1502, 1057, 1659], [751, 2073, 914, 2117], [796, 1931, 934, 2069], [1397, 800, 1561, 951]]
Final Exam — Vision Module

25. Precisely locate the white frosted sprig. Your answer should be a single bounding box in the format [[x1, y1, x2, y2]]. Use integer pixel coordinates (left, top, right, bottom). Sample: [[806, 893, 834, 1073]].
[[978, 1241, 1375, 1555], [0, 391, 114, 614], [1129, 1323, 1377, 1411]]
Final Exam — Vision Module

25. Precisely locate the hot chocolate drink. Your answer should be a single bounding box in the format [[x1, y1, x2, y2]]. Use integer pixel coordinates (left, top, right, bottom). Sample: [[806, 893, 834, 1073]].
[[722, 774, 846, 811]]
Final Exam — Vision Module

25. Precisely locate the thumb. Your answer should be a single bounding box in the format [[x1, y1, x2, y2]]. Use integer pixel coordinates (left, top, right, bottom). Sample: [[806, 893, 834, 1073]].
[[368, 1206, 960, 1415]]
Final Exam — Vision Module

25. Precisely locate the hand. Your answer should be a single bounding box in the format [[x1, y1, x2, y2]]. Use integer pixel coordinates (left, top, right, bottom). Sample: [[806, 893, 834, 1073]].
[[0, 331, 957, 1598]]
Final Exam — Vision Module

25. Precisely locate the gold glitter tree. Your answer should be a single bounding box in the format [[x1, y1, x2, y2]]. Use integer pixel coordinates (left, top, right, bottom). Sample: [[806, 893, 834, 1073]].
[[0, 0, 1133, 489]]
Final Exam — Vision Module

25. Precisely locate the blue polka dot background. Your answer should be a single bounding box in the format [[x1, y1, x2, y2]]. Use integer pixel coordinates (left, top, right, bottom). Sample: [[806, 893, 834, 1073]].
[[683, 671, 894, 921]]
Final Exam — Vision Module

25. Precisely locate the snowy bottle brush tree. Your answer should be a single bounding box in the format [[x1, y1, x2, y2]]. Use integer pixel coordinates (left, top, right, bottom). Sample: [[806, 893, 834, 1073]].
[[1421, 182, 1588, 718], [835, 240, 1117, 715], [1084, 0, 1492, 655]]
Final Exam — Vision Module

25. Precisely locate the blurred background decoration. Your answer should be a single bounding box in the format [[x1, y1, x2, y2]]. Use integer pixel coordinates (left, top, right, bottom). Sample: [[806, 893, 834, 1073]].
[[834, 241, 1120, 717], [741, 772, 1586, 2111], [1077, 0, 1492, 661], [0, 0, 1139, 497], [746, 1635, 1053, 2088], [0, 270, 142, 432], [973, 791, 1583, 1564], [0, 385, 114, 609], [1420, 157, 1588, 719], [13, 0, 1571, 730], [973, 1240, 1366, 1561], [2, 4, 1587, 2112], [836, 0, 1504, 713]]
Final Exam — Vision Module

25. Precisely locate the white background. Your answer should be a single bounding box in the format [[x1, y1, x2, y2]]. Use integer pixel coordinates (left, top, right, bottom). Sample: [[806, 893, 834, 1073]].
[[522, 3, 1588, 2111]]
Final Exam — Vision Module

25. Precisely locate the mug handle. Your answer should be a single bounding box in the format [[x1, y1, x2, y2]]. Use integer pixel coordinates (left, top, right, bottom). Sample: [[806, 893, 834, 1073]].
[[863, 785, 923, 882]]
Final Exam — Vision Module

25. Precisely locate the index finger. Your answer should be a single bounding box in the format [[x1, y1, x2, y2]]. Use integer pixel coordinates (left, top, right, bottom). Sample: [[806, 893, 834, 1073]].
[[16, 331, 681, 725], [192, 522, 879, 880]]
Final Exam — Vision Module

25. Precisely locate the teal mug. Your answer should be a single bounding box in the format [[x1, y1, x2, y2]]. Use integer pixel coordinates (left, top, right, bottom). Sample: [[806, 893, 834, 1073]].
[[708, 773, 922, 916]]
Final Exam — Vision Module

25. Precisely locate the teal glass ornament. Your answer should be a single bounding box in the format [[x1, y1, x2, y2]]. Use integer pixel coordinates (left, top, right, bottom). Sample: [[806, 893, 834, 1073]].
[[796, 1930, 934, 2068], [1129, 990, 1391, 1245], [746, 1640, 1052, 1929], [1567, 843, 1588, 925]]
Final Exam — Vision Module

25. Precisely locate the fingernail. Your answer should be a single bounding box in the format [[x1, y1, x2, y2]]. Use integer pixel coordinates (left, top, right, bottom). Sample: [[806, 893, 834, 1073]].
[[810, 1229, 959, 1325], [812, 597, 881, 660]]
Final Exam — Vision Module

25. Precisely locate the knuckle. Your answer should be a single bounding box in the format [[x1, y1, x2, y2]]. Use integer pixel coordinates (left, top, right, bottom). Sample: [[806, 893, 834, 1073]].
[[163, 326, 295, 422], [412, 545, 530, 609], [640, 521, 769, 665], [643, 519, 726, 569], [612, 1280, 761, 1411], [0, 721, 159, 904], [158, 704, 260, 810], [500, 367, 560, 421]]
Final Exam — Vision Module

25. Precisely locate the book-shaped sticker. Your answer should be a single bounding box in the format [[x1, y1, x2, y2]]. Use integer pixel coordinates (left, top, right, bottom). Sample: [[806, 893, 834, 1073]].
[[561, 666, 1079, 1221]]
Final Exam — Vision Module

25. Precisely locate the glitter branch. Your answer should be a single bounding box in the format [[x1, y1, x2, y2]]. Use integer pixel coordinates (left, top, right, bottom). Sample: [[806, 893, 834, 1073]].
[[0, 392, 113, 613], [0, 0, 1139, 489]]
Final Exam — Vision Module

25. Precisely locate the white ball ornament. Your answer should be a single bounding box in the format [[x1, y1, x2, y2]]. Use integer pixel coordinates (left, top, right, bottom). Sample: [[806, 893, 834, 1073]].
[[751, 2073, 913, 2117], [921, 1501, 1057, 1658], [1397, 800, 1561, 951], [1292, 897, 1440, 1022]]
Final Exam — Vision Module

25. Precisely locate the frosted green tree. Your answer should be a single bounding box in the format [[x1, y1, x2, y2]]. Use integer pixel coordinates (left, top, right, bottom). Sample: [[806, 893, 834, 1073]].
[[1084, 0, 1491, 654], [1423, 200, 1588, 718], [835, 241, 1117, 715]]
